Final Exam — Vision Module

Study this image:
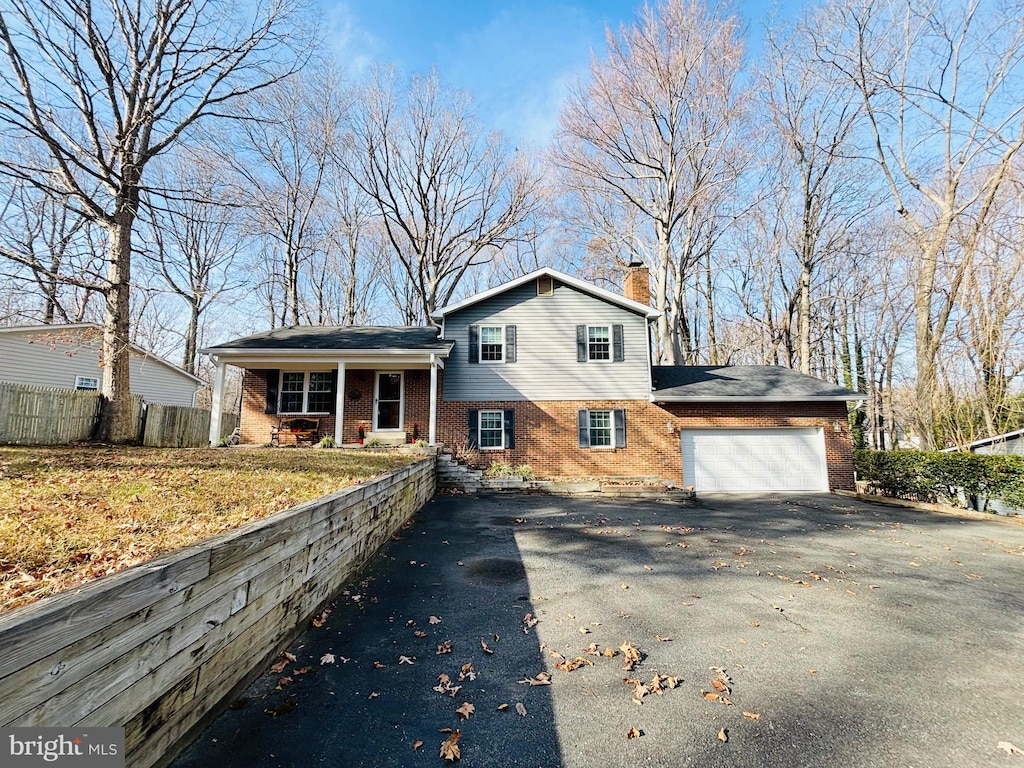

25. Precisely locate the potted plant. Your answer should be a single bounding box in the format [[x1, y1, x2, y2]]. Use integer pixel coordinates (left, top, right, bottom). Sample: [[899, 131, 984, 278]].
[[411, 423, 419, 443], [357, 425, 365, 444]]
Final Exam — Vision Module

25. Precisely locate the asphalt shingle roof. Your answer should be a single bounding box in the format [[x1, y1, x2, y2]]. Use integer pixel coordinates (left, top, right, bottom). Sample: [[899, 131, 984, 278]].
[[207, 326, 451, 352], [651, 365, 863, 400]]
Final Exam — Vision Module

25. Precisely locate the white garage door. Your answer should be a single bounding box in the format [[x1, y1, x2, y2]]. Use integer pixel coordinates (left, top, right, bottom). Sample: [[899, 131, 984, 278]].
[[681, 428, 828, 493]]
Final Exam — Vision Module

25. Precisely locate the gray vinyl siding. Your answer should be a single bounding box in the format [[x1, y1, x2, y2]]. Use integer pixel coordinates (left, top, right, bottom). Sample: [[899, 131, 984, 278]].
[[975, 438, 1023, 456], [442, 280, 651, 401], [0, 329, 199, 406]]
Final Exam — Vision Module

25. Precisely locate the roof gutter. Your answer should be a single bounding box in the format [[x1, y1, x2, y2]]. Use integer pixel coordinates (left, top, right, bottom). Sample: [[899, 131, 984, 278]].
[[651, 394, 868, 403]]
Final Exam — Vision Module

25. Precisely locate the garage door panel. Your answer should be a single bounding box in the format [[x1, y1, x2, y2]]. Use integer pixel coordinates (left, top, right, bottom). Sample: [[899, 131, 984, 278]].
[[682, 428, 828, 493]]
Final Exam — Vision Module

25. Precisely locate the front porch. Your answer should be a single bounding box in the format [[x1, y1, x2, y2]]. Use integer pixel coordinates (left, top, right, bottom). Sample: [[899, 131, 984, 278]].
[[202, 326, 453, 448]]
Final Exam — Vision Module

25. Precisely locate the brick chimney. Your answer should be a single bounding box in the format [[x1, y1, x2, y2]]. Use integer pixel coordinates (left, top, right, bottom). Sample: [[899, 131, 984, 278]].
[[623, 259, 650, 306]]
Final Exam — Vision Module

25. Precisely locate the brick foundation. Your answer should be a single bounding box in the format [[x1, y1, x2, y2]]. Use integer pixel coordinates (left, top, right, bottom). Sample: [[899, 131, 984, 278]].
[[239, 367, 855, 491]]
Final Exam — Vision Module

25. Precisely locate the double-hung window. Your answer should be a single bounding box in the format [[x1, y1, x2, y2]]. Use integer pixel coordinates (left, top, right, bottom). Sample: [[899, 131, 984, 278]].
[[588, 326, 611, 360], [280, 371, 333, 413], [479, 326, 504, 362], [75, 375, 99, 391], [578, 409, 626, 449], [576, 325, 624, 362], [478, 410, 505, 449]]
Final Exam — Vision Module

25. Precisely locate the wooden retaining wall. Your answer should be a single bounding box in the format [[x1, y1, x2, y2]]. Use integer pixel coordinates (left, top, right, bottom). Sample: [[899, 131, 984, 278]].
[[0, 456, 436, 768]]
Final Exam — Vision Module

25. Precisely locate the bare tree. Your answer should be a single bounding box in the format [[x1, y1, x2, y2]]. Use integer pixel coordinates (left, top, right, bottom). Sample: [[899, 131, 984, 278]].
[[553, 0, 747, 364], [0, 0, 307, 441], [143, 154, 248, 374], [228, 68, 344, 327], [814, 0, 1024, 448], [347, 68, 540, 322]]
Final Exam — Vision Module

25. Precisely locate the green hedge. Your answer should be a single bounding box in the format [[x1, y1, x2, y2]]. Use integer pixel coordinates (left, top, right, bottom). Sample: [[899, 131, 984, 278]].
[[854, 449, 1024, 512]]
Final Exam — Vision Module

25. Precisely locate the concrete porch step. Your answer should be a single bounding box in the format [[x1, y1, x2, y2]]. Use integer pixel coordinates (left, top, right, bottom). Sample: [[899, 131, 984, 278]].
[[365, 431, 407, 446]]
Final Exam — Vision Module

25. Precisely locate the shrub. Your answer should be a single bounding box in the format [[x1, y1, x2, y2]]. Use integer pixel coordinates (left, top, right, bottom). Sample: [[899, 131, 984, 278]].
[[855, 448, 1024, 512], [483, 460, 516, 478], [317, 435, 336, 449], [365, 438, 385, 448], [514, 464, 535, 480]]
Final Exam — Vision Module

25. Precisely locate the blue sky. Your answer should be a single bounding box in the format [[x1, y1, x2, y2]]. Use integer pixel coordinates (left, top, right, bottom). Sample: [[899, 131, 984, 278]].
[[320, 0, 807, 146]]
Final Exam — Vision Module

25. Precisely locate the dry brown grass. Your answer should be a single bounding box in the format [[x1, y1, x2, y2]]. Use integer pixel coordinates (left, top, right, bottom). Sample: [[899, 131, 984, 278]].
[[0, 446, 418, 614]]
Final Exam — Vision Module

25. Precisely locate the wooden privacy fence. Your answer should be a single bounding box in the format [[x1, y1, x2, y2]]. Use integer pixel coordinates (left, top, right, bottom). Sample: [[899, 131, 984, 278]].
[[142, 405, 240, 448], [0, 381, 236, 447]]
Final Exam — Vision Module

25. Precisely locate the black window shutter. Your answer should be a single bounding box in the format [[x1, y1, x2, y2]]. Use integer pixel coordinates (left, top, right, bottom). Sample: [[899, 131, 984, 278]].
[[613, 325, 624, 362], [327, 368, 339, 414], [576, 325, 587, 362], [505, 325, 517, 363], [614, 409, 626, 448], [467, 409, 479, 448], [577, 409, 590, 447], [265, 369, 279, 414], [468, 326, 479, 363], [503, 409, 515, 449]]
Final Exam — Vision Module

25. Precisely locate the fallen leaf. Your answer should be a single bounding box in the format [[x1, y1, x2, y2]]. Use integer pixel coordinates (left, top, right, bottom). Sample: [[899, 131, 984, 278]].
[[292, 666, 312, 676], [603, 648, 618, 658], [702, 690, 720, 701], [743, 711, 761, 721], [311, 608, 331, 628], [555, 656, 594, 672], [437, 640, 453, 655], [480, 638, 494, 654], [711, 679, 729, 693], [429, 615, 442, 624], [749, 621, 760, 628], [269, 657, 289, 674], [518, 672, 552, 686], [414, 629, 427, 638], [655, 635, 671, 642], [275, 676, 292, 689], [583, 643, 600, 655], [373, 661, 385, 669], [413, 740, 424, 751], [515, 702, 527, 716], [265, 697, 297, 717], [718, 728, 728, 743], [644, 565, 653, 571], [497, 703, 510, 711], [406, 619, 416, 627], [620, 641, 642, 671], [320, 653, 336, 665], [456, 701, 475, 720], [367, 691, 379, 700], [997, 741, 1023, 756], [283, 652, 297, 662], [626, 727, 643, 739], [579, 626, 591, 634], [458, 663, 476, 682], [439, 730, 461, 762], [621, 583, 629, 589], [398, 655, 415, 665], [457, 561, 464, 566]]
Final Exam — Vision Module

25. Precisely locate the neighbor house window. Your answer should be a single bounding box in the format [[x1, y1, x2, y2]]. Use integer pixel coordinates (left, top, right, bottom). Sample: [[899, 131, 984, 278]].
[[479, 326, 504, 362], [588, 326, 611, 360], [75, 376, 99, 391], [280, 371, 333, 413], [479, 410, 504, 449], [578, 409, 626, 449]]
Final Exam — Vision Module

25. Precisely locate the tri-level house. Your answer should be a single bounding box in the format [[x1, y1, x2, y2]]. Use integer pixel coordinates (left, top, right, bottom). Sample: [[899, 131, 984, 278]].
[[204, 265, 863, 493]]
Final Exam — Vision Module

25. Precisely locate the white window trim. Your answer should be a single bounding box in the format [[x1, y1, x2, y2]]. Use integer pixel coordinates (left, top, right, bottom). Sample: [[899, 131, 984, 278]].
[[588, 409, 614, 448], [478, 324, 506, 365], [478, 409, 505, 450], [75, 375, 99, 391], [373, 371, 404, 431], [586, 325, 613, 363], [279, 371, 332, 415]]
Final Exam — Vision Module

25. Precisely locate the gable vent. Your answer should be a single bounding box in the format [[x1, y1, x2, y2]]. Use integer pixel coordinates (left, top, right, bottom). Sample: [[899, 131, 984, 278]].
[[536, 275, 553, 296]]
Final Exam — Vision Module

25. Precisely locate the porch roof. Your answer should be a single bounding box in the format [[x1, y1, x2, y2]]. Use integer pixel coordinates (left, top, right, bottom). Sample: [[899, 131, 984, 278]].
[[203, 325, 452, 355]]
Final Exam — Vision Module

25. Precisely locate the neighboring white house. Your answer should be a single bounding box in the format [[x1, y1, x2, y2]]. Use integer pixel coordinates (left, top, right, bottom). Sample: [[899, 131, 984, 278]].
[[957, 428, 1024, 456], [0, 324, 201, 407]]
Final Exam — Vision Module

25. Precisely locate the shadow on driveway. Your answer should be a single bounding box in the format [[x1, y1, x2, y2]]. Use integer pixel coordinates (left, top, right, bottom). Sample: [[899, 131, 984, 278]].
[[173, 492, 1024, 768]]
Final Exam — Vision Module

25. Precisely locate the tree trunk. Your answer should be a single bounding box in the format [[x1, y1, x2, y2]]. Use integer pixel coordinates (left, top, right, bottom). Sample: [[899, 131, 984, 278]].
[[183, 299, 199, 376], [798, 257, 812, 374], [97, 213, 136, 443], [655, 220, 675, 365], [705, 253, 718, 365]]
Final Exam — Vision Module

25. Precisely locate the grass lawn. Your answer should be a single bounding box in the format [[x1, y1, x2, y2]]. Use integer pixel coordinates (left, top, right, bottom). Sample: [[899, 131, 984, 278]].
[[0, 446, 419, 614]]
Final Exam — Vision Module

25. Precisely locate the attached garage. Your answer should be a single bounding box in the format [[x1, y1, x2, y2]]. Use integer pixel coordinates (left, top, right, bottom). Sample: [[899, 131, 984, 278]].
[[681, 427, 828, 493]]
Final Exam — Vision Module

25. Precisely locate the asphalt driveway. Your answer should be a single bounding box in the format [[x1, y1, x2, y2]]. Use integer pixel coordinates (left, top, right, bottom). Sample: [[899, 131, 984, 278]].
[[172, 492, 1024, 768]]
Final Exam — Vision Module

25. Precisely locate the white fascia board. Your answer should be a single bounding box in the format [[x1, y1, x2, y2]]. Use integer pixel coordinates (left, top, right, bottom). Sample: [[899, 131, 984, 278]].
[[202, 346, 452, 358], [204, 351, 445, 368], [431, 267, 660, 320], [651, 394, 868, 403]]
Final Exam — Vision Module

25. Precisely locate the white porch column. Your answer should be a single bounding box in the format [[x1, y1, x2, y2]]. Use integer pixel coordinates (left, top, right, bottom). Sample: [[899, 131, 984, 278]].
[[208, 358, 226, 446], [428, 354, 438, 445], [334, 362, 346, 445]]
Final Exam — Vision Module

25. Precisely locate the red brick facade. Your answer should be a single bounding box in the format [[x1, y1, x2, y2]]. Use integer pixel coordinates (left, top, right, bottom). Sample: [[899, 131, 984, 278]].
[[239, 366, 855, 490]]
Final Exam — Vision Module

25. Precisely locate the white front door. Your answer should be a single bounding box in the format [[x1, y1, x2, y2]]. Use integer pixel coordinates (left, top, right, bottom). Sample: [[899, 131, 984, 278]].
[[681, 428, 828, 493], [374, 372, 404, 431]]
